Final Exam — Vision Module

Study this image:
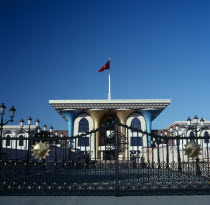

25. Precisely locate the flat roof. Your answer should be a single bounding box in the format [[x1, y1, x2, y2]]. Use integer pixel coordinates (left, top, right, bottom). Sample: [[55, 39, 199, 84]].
[[49, 99, 171, 109], [49, 99, 171, 121], [49, 99, 171, 103], [165, 121, 210, 130]]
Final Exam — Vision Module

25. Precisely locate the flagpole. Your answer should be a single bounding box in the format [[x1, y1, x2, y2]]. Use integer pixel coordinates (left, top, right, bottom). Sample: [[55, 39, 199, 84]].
[[108, 57, 111, 100]]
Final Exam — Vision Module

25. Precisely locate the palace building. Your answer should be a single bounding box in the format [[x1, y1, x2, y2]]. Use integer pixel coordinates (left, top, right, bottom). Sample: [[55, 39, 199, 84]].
[[49, 99, 171, 160]]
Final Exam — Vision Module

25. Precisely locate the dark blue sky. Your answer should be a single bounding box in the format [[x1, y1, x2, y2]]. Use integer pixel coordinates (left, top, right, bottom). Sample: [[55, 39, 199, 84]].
[[1, 0, 210, 130]]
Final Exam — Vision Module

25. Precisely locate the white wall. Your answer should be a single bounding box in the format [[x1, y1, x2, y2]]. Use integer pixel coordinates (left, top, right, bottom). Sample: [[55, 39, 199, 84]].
[[126, 112, 146, 160], [3, 131, 28, 150], [73, 113, 94, 158]]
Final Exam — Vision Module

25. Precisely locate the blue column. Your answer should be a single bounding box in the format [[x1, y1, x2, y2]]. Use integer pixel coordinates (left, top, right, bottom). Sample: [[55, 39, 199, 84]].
[[63, 111, 80, 148], [63, 111, 80, 137], [141, 109, 160, 147]]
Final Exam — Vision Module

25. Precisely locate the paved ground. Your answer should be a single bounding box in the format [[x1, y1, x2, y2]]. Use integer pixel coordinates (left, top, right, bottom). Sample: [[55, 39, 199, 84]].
[[1, 195, 210, 205]]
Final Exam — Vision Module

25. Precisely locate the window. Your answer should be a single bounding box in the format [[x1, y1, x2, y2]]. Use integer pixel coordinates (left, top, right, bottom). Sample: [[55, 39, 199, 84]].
[[131, 118, 141, 130], [189, 131, 195, 137], [131, 137, 142, 146], [79, 118, 89, 133], [78, 137, 89, 146], [189, 131, 195, 141], [204, 131, 209, 143], [19, 135, 24, 146], [6, 135, 10, 146]]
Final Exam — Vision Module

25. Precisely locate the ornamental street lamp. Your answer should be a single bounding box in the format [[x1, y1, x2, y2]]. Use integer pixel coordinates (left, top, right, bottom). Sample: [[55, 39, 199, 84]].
[[184, 116, 208, 138], [41, 124, 59, 142], [19, 117, 40, 162], [43, 124, 47, 131], [49, 126, 53, 133], [0, 103, 16, 159]]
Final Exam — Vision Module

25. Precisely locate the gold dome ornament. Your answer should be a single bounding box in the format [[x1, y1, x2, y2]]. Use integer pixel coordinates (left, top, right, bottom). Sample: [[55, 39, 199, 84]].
[[184, 141, 202, 158], [31, 142, 50, 160]]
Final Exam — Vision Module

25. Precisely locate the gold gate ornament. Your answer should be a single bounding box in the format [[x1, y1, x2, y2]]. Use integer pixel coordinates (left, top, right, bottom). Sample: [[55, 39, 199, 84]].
[[184, 141, 202, 158], [31, 142, 50, 160]]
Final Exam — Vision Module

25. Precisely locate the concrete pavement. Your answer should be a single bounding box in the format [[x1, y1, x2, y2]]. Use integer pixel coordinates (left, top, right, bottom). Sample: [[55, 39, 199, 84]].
[[0, 195, 210, 205]]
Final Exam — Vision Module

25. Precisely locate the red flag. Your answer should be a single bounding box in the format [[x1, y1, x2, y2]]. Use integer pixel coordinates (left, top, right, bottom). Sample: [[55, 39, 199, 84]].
[[98, 60, 110, 72]]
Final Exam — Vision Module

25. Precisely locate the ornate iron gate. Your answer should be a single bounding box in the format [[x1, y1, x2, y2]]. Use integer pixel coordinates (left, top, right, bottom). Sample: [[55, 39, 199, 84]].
[[0, 122, 210, 196]]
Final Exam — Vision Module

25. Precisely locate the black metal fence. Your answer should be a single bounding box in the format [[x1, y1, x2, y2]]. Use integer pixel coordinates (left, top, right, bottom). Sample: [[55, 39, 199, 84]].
[[0, 122, 210, 196]]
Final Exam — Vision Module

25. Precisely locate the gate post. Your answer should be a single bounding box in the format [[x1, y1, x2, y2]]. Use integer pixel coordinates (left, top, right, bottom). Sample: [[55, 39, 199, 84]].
[[115, 123, 119, 197], [196, 157, 201, 176], [176, 138, 182, 171]]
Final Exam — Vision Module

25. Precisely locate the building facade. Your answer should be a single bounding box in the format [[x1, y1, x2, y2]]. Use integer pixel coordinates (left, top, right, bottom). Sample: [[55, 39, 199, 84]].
[[49, 99, 171, 160], [1, 125, 68, 151], [163, 120, 210, 162], [2, 125, 36, 150]]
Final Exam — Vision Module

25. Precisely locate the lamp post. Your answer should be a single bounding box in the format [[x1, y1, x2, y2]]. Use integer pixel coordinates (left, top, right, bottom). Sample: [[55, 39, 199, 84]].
[[0, 103, 16, 159], [19, 117, 41, 162]]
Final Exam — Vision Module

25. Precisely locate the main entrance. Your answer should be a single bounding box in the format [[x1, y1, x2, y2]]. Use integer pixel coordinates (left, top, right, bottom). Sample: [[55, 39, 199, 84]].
[[0, 122, 210, 196]]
